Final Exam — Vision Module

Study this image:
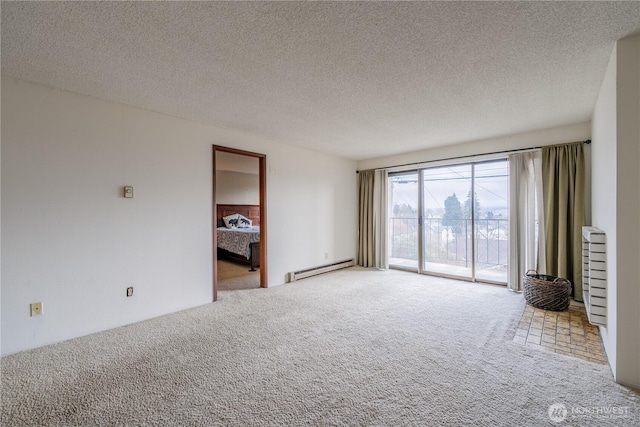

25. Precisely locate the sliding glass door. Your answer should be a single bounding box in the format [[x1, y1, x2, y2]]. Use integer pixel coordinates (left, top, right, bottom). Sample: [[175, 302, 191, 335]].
[[473, 161, 509, 283], [388, 172, 419, 270], [422, 165, 473, 279], [388, 160, 509, 284]]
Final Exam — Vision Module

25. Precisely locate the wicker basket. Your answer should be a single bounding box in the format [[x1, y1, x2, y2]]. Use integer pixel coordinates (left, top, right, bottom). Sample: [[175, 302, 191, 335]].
[[523, 270, 572, 311]]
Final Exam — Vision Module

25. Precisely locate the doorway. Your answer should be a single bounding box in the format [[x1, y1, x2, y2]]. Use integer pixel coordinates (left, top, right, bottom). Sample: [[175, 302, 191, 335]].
[[213, 146, 267, 301], [388, 159, 509, 285]]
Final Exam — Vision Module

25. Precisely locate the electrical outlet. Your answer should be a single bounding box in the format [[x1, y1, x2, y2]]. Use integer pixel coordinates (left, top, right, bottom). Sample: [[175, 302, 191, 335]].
[[126, 287, 134, 297], [30, 302, 42, 316], [325, 252, 329, 260], [124, 186, 133, 198]]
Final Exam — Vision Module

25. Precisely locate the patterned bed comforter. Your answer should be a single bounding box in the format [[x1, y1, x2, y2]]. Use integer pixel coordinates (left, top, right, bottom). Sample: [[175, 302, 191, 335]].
[[217, 226, 260, 259]]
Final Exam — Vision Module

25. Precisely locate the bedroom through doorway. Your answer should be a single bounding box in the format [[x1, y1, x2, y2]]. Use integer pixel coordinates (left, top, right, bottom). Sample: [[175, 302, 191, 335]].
[[213, 146, 267, 300]]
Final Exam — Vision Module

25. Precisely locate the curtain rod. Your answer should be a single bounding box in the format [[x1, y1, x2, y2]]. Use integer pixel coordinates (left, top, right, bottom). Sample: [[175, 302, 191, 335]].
[[356, 139, 591, 173]]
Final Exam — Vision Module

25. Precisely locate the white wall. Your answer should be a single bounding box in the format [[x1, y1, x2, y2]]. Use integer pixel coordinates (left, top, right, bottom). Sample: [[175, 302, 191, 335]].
[[591, 46, 618, 376], [216, 170, 259, 205], [1, 76, 357, 356], [614, 34, 640, 389], [591, 34, 640, 389]]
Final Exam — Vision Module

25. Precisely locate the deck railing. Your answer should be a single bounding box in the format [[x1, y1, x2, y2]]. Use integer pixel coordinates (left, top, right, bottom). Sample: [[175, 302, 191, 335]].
[[390, 217, 508, 270]]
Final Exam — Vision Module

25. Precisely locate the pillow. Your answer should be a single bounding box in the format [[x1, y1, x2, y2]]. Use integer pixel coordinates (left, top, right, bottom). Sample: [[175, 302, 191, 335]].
[[237, 214, 253, 228], [223, 213, 239, 228]]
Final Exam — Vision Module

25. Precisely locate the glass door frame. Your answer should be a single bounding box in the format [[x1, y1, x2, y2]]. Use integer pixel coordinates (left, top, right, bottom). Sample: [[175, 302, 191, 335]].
[[470, 159, 510, 285], [387, 169, 421, 272], [388, 158, 508, 286]]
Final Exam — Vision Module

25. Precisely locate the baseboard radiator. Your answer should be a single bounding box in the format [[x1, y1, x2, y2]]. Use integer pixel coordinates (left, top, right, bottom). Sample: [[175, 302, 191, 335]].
[[287, 259, 355, 282]]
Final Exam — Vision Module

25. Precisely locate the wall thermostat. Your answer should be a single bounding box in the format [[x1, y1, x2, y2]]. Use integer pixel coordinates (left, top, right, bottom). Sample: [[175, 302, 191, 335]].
[[124, 186, 134, 198]]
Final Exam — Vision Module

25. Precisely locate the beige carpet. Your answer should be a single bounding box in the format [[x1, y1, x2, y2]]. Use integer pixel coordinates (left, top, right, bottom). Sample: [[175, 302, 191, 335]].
[[2, 268, 639, 426], [217, 259, 260, 291]]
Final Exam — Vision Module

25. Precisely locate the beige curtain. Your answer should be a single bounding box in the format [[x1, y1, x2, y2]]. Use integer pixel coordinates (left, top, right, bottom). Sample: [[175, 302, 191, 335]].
[[508, 151, 542, 292], [542, 143, 585, 301], [358, 169, 388, 268]]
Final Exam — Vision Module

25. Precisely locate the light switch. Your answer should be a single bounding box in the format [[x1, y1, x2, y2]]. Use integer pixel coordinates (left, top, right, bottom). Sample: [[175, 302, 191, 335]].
[[124, 186, 133, 198]]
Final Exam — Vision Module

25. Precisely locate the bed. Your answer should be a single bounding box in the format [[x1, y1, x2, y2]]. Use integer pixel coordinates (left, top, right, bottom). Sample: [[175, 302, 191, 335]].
[[216, 204, 261, 271]]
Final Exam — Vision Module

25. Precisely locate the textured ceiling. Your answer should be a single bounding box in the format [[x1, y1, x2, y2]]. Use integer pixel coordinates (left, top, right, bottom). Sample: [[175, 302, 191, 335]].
[[2, 2, 639, 160]]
